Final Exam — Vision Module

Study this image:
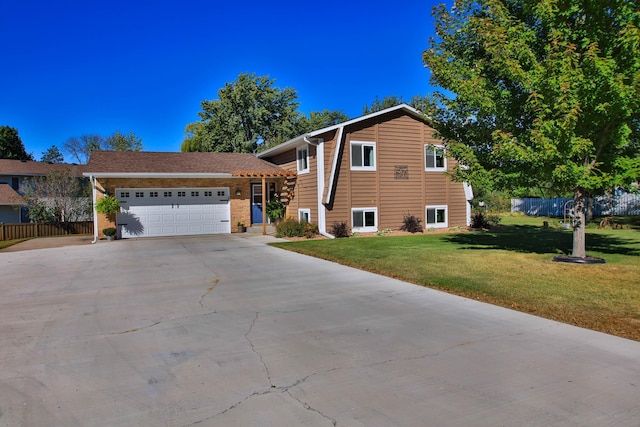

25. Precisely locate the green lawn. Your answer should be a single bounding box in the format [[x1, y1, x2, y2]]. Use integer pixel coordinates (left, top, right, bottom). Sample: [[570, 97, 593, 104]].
[[0, 238, 30, 250], [272, 216, 640, 341]]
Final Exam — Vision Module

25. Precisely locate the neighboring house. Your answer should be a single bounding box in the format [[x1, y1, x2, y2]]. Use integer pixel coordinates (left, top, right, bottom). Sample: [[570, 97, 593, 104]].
[[258, 104, 473, 238], [0, 183, 26, 223], [83, 151, 295, 239], [0, 159, 86, 223]]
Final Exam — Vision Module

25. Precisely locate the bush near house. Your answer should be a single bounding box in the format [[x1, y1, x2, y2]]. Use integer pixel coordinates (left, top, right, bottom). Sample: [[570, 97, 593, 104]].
[[331, 222, 350, 238], [275, 218, 319, 238], [400, 213, 423, 233]]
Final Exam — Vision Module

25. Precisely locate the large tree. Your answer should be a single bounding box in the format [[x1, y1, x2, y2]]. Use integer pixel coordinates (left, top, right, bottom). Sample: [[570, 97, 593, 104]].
[[295, 110, 350, 134], [182, 73, 301, 153], [0, 126, 33, 160], [63, 131, 143, 164], [21, 169, 91, 223], [63, 134, 104, 164], [423, 0, 640, 259], [41, 145, 64, 163]]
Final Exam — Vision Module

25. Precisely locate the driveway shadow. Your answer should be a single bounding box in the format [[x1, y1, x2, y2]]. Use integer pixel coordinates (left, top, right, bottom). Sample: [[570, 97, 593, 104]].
[[444, 226, 640, 256]]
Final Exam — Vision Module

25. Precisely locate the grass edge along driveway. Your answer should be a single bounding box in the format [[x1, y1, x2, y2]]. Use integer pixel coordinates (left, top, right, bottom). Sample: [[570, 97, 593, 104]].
[[272, 219, 640, 341]]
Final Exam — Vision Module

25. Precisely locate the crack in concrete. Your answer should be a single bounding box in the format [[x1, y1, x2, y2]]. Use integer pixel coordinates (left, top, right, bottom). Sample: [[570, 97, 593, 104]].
[[188, 313, 338, 426], [198, 278, 220, 308], [244, 311, 274, 387], [285, 389, 338, 426], [111, 321, 162, 335]]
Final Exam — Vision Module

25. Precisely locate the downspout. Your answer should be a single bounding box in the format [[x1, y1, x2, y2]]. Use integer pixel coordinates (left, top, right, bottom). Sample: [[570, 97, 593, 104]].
[[307, 136, 333, 239], [90, 175, 98, 243]]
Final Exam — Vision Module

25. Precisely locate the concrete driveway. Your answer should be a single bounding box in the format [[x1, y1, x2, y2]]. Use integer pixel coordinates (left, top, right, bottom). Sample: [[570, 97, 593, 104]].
[[1, 235, 639, 426]]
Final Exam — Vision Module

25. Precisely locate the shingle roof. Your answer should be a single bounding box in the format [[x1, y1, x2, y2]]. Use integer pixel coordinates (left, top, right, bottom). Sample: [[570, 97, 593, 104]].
[[84, 151, 290, 176], [0, 159, 86, 176], [0, 183, 26, 206]]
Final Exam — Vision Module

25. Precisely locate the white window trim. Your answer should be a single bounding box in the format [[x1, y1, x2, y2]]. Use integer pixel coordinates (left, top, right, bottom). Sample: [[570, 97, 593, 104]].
[[425, 205, 448, 228], [350, 141, 376, 171], [425, 144, 447, 172], [297, 146, 309, 174], [351, 207, 378, 232], [298, 208, 311, 223]]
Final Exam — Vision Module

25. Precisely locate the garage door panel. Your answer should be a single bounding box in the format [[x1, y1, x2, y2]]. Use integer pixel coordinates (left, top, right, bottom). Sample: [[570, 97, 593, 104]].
[[116, 187, 230, 238]]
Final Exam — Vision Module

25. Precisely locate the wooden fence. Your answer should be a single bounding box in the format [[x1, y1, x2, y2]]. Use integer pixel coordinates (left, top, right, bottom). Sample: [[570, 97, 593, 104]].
[[0, 221, 94, 241]]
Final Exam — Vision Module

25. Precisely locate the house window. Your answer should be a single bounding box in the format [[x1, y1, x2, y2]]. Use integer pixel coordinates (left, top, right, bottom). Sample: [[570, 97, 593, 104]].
[[352, 207, 377, 232], [204, 191, 212, 197], [425, 205, 448, 228], [297, 147, 309, 174], [150, 191, 158, 198], [163, 191, 172, 197], [11, 177, 19, 191], [351, 141, 376, 171], [191, 191, 199, 197], [120, 191, 130, 198], [298, 208, 311, 223], [217, 190, 225, 196], [177, 191, 186, 197], [135, 192, 144, 198], [425, 144, 446, 171]]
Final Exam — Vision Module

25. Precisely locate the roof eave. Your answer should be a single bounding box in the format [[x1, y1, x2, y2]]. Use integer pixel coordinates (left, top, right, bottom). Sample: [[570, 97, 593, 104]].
[[258, 104, 429, 158], [83, 172, 234, 179]]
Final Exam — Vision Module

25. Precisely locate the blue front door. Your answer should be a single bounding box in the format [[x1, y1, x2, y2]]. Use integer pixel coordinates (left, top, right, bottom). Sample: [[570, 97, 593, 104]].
[[251, 184, 263, 224]]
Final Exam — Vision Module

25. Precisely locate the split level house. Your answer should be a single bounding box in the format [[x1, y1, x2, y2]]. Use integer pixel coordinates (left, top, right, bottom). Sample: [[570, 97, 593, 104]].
[[0, 159, 86, 223], [84, 104, 472, 240], [258, 103, 473, 237]]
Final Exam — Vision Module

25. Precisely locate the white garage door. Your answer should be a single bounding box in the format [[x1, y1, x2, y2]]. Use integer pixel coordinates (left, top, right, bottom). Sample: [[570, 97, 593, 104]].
[[115, 188, 230, 238]]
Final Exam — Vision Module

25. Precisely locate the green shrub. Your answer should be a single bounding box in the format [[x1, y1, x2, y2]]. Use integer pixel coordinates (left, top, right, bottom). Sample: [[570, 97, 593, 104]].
[[102, 227, 117, 236], [471, 211, 502, 229], [266, 198, 285, 222], [303, 222, 319, 238], [96, 195, 120, 215], [275, 218, 320, 239], [276, 218, 304, 237]]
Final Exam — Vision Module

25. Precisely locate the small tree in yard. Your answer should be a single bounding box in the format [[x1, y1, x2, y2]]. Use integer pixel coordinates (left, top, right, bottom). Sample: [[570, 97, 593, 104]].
[[423, 0, 640, 259], [21, 169, 91, 223]]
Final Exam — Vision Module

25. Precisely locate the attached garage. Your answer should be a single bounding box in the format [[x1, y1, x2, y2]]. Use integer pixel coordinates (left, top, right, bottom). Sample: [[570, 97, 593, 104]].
[[84, 151, 297, 241], [116, 187, 230, 238]]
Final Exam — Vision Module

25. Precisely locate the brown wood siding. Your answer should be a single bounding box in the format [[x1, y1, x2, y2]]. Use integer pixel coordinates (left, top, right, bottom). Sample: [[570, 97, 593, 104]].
[[377, 115, 426, 229], [340, 113, 468, 230], [295, 145, 318, 222], [350, 126, 376, 141], [268, 150, 296, 169]]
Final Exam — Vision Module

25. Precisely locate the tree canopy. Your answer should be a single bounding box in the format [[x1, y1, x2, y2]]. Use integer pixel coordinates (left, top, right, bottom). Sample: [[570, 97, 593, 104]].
[[0, 126, 33, 161], [182, 73, 350, 153], [40, 145, 64, 163], [182, 73, 301, 153], [63, 131, 144, 164], [362, 95, 439, 117], [21, 169, 90, 223], [423, 0, 640, 258]]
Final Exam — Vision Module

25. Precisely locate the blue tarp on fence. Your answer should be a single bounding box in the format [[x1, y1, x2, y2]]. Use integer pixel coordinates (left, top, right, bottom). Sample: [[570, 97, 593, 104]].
[[511, 193, 640, 217]]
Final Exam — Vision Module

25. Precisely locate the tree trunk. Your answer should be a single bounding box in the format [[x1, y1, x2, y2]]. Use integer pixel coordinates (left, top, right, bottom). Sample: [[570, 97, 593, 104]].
[[572, 187, 587, 258]]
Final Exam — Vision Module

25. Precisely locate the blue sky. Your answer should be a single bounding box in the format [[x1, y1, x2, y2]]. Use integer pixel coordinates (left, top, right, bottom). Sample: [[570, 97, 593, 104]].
[[1, 0, 446, 160]]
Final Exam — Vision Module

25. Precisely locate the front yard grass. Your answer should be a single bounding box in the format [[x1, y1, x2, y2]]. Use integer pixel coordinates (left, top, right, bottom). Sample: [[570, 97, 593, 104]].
[[0, 238, 30, 250], [271, 217, 640, 341]]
